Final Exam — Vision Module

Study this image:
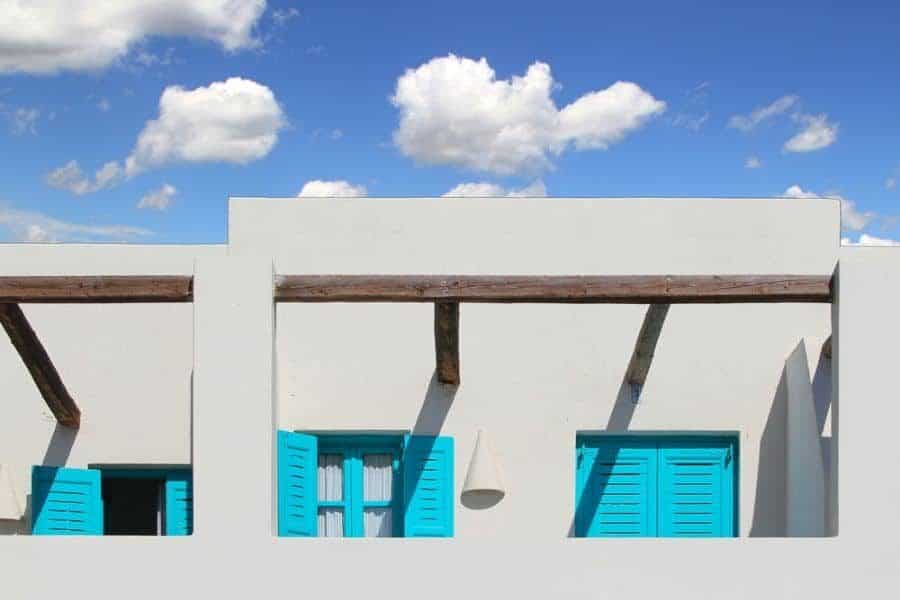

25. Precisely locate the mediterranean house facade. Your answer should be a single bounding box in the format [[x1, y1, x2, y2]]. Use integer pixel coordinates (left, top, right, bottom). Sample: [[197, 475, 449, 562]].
[[0, 197, 894, 597]]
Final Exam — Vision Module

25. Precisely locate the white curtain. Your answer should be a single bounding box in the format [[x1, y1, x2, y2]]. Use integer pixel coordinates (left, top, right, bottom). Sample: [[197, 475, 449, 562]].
[[364, 508, 392, 537], [363, 454, 393, 537], [318, 508, 344, 537], [318, 454, 343, 537]]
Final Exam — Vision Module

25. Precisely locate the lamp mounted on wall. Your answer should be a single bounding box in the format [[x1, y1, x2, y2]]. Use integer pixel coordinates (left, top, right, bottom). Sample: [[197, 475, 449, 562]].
[[461, 429, 505, 509], [0, 463, 23, 521]]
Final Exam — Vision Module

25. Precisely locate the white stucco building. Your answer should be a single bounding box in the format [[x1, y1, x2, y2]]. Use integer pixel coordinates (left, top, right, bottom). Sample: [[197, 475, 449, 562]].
[[0, 197, 894, 597]]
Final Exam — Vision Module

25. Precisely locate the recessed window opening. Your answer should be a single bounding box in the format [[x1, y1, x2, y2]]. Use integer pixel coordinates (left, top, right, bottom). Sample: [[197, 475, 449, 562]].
[[29, 465, 193, 536]]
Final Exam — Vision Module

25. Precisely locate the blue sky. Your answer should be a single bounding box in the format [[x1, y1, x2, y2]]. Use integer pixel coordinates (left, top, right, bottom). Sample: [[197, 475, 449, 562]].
[[0, 1, 897, 244]]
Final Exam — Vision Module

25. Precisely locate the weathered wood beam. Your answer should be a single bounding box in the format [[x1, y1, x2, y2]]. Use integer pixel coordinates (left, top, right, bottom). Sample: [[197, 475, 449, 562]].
[[0, 276, 193, 303], [434, 302, 460, 385], [275, 275, 833, 304], [625, 304, 670, 388], [0, 303, 80, 428]]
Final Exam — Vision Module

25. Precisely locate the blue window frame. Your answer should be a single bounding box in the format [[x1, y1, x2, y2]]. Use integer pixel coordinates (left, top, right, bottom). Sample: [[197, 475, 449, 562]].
[[277, 430, 454, 538], [575, 434, 738, 538], [317, 435, 402, 538]]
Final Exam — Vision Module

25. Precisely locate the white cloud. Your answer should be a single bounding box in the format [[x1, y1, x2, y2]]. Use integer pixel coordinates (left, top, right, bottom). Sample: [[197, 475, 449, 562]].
[[132, 47, 177, 69], [6, 106, 40, 135], [391, 55, 665, 175], [841, 234, 900, 247], [0, 204, 151, 242], [297, 180, 367, 197], [745, 156, 762, 169], [886, 177, 896, 190], [124, 77, 285, 176], [45, 160, 123, 195], [672, 112, 709, 131], [271, 7, 301, 27], [784, 113, 838, 153], [442, 180, 547, 197], [728, 95, 798, 132], [47, 78, 284, 193], [782, 185, 874, 231], [782, 184, 819, 199], [137, 183, 177, 210], [0, 1, 266, 74]]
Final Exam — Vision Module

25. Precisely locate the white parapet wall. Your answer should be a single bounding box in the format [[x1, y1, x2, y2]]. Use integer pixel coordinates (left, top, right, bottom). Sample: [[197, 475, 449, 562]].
[[5, 197, 900, 599]]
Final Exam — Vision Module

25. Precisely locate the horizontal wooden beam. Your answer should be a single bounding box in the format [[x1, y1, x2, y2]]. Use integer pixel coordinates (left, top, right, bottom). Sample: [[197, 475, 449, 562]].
[[275, 275, 832, 304], [625, 304, 670, 388], [434, 302, 460, 385], [0, 303, 80, 428], [0, 276, 193, 303]]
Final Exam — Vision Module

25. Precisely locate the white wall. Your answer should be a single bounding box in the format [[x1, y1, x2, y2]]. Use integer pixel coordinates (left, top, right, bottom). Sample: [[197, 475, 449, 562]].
[[0, 245, 223, 533], [255, 197, 836, 538], [10, 198, 900, 600]]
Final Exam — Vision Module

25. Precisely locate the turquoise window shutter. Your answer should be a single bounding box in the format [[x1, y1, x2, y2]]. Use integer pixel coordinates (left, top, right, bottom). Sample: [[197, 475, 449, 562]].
[[31, 466, 103, 535], [164, 474, 193, 536], [278, 430, 318, 537], [575, 438, 658, 537], [402, 435, 454, 537], [658, 440, 736, 537]]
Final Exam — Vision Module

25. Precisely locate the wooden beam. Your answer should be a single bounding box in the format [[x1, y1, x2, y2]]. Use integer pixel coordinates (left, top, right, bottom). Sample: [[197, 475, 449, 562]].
[[625, 304, 670, 388], [0, 276, 193, 303], [275, 275, 833, 304], [0, 303, 80, 428], [434, 302, 460, 385]]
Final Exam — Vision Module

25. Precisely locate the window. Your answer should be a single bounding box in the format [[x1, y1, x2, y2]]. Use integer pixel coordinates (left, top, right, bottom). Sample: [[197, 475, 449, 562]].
[[277, 431, 453, 538], [31, 466, 193, 536], [575, 435, 737, 538], [316, 436, 401, 537]]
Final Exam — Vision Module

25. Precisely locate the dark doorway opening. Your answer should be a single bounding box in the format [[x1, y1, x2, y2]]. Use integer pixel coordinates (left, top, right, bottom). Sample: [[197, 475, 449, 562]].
[[102, 477, 163, 535]]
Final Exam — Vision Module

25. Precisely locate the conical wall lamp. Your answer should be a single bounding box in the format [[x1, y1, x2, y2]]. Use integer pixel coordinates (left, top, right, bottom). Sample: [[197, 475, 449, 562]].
[[461, 429, 505, 509], [0, 463, 22, 521]]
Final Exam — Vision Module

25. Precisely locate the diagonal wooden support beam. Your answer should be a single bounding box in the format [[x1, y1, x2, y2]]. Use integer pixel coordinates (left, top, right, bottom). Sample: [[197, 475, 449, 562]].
[[0, 303, 80, 428], [434, 302, 460, 385], [625, 304, 670, 392]]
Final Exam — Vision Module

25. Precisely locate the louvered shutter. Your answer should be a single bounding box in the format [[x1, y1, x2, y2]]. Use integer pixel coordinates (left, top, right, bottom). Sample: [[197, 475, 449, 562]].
[[575, 438, 657, 537], [277, 430, 318, 537], [165, 474, 193, 536], [658, 440, 736, 537], [31, 466, 103, 535], [402, 435, 453, 537]]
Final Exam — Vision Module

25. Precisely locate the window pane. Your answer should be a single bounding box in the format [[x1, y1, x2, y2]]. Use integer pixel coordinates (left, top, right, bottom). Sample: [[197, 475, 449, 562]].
[[318, 454, 343, 502], [363, 454, 392, 502], [364, 507, 393, 537], [317, 507, 344, 537]]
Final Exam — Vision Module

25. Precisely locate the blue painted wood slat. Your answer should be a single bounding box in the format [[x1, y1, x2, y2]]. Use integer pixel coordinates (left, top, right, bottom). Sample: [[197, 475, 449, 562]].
[[164, 474, 193, 536], [277, 430, 318, 537], [31, 466, 103, 536], [403, 435, 454, 537]]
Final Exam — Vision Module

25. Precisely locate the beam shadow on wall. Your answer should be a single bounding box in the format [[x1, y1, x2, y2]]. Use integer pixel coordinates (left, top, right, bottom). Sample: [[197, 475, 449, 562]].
[[406, 371, 458, 518], [566, 316, 648, 537]]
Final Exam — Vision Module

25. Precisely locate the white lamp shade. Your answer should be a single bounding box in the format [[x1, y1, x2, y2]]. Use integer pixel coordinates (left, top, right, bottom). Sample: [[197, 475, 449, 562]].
[[462, 429, 505, 497], [0, 463, 22, 520]]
